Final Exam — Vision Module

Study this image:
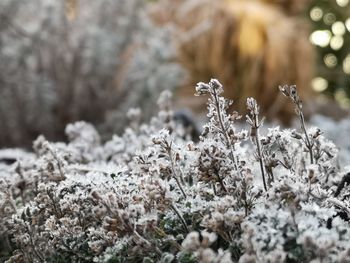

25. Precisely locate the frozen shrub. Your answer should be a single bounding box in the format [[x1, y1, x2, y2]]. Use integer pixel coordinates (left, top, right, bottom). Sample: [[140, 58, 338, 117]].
[[0, 80, 349, 262], [0, 0, 183, 147]]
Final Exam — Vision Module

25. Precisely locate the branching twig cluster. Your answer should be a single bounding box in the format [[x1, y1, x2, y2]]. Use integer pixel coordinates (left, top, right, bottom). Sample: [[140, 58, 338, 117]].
[[0, 80, 348, 263]]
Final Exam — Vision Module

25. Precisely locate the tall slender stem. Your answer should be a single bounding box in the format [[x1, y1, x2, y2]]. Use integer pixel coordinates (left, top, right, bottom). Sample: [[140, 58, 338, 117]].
[[212, 89, 238, 171], [170, 203, 189, 233], [254, 118, 267, 191], [298, 110, 314, 164], [168, 148, 187, 198], [247, 98, 267, 191]]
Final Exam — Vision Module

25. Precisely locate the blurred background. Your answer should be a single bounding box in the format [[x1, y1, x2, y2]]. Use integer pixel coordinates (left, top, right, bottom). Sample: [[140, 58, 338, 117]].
[[0, 0, 349, 148], [309, 0, 350, 105]]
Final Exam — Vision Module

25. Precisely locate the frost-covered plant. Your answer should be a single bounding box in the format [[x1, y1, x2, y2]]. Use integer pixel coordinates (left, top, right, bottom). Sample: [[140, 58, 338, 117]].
[[0, 0, 183, 147], [279, 85, 314, 164], [0, 80, 349, 262], [246, 97, 267, 191]]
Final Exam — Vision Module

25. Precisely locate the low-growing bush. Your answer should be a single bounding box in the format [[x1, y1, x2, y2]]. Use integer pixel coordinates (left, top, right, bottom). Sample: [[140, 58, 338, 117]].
[[0, 80, 349, 262]]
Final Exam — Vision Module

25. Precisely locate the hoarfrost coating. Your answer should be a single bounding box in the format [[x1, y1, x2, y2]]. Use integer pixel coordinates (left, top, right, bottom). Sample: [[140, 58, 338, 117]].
[[0, 80, 350, 262]]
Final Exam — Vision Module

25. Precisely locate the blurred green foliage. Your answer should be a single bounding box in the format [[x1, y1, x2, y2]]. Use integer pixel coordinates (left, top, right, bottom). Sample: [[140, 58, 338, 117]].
[[308, 0, 350, 105]]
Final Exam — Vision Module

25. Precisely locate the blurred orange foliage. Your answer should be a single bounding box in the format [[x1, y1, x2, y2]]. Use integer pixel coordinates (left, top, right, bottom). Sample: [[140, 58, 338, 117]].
[[151, 0, 314, 123]]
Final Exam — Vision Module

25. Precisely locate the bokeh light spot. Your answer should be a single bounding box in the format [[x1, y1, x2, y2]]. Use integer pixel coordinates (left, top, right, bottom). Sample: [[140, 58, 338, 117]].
[[335, 89, 350, 107], [311, 77, 328, 92], [323, 13, 336, 25], [346, 18, 350, 32], [310, 30, 331, 47], [336, 0, 349, 7], [332, 21, 346, 35], [330, 35, 344, 50], [324, 53, 338, 68], [310, 7, 323, 21], [343, 54, 350, 74]]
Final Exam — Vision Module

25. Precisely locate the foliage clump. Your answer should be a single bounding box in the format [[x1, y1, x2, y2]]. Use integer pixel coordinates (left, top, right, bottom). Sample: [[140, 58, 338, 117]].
[[0, 80, 349, 262], [0, 0, 183, 147]]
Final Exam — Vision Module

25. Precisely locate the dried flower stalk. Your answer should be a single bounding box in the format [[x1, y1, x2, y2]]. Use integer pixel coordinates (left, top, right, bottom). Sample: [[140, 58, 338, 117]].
[[279, 85, 314, 164]]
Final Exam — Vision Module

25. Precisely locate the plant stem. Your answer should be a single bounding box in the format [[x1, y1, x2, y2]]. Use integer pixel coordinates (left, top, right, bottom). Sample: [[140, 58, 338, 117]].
[[133, 230, 162, 256], [168, 148, 187, 198], [214, 167, 227, 193], [27, 224, 45, 262], [298, 109, 314, 164], [254, 114, 267, 192], [170, 203, 189, 233], [48, 147, 66, 180], [212, 89, 238, 171]]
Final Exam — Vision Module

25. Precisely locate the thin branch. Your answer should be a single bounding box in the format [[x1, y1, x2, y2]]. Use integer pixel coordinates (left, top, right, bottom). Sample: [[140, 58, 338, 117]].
[[255, 130, 267, 192], [213, 167, 227, 193], [167, 147, 187, 198], [212, 88, 238, 171], [279, 85, 314, 164], [298, 109, 314, 164], [246, 98, 267, 191], [170, 203, 189, 233]]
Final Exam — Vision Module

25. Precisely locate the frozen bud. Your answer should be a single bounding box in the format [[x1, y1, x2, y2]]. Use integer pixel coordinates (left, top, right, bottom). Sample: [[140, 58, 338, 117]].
[[209, 79, 224, 94], [187, 142, 194, 151], [128, 204, 145, 218], [152, 138, 162, 145], [182, 231, 200, 251], [240, 130, 248, 139], [278, 85, 290, 97], [199, 248, 216, 263], [246, 97, 259, 115], [212, 211, 224, 224], [289, 85, 297, 97], [195, 82, 210, 96], [201, 230, 217, 247], [312, 128, 322, 138], [307, 164, 319, 183], [32, 135, 47, 154], [224, 210, 245, 226], [230, 111, 241, 121], [201, 126, 210, 137], [280, 85, 301, 105]]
